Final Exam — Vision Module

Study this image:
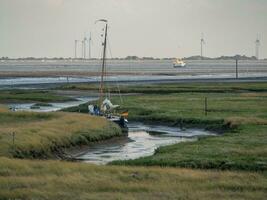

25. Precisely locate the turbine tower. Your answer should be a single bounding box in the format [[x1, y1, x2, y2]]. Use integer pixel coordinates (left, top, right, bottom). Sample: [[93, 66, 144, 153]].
[[88, 32, 92, 59], [200, 33, 205, 60], [81, 39, 84, 58], [255, 35, 260, 60], [83, 37, 87, 59], [74, 40, 79, 59]]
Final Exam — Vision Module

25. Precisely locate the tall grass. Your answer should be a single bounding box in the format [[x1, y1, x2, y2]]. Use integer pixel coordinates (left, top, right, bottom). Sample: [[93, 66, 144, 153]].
[[58, 82, 267, 94], [0, 157, 266, 200], [0, 90, 73, 103], [64, 85, 267, 130], [111, 124, 267, 171], [61, 82, 267, 171], [0, 83, 267, 199], [0, 107, 122, 158]]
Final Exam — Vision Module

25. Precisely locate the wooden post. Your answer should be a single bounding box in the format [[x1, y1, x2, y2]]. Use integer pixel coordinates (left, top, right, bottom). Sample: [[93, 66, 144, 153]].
[[205, 97, 208, 116], [238, 59, 240, 78], [180, 118, 183, 130], [12, 132, 15, 151]]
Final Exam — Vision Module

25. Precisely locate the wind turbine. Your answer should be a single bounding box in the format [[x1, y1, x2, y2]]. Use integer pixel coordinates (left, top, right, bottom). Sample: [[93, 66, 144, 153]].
[[74, 40, 79, 59], [88, 32, 92, 59], [83, 37, 87, 59], [81, 39, 84, 59], [200, 33, 205, 60], [255, 35, 261, 60]]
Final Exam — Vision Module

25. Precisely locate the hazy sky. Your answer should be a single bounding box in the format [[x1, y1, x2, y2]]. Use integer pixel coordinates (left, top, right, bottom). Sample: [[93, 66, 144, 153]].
[[0, 0, 266, 58]]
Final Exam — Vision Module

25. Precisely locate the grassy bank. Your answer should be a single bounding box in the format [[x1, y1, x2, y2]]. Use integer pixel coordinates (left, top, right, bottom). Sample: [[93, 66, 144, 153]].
[[63, 82, 267, 170], [0, 82, 267, 199], [0, 107, 122, 159], [112, 124, 267, 171], [0, 157, 266, 200], [63, 83, 267, 129], [58, 82, 267, 94], [0, 90, 73, 103]]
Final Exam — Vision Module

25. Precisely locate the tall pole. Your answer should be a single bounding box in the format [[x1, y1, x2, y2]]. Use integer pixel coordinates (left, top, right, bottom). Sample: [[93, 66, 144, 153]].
[[74, 40, 78, 59], [201, 40, 203, 59], [12, 132, 16, 152], [88, 32, 92, 59], [99, 22, 108, 109], [255, 37, 260, 60], [238, 58, 240, 79], [83, 37, 87, 59], [201, 33, 205, 60], [81, 40, 84, 59], [204, 97, 208, 116]]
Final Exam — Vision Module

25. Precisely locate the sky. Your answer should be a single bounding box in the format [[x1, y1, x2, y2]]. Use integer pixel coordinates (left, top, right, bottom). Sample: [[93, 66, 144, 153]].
[[0, 0, 266, 58]]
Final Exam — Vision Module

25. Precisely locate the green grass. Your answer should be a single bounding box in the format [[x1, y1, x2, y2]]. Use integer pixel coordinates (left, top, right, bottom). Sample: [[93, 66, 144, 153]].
[[62, 82, 267, 171], [0, 90, 73, 103], [111, 125, 267, 171], [0, 107, 122, 159], [63, 83, 267, 129], [58, 82, 267, 94], [0, 157, 266, 200], [1, 82, 267, 199]]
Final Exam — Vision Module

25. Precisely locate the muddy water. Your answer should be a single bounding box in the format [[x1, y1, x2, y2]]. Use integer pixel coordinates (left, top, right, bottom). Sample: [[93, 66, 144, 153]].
[[75, 123, 215, 165], [1, 60, 267, 89], [8, 97, 96, 112], [8, 99, 216, 165]]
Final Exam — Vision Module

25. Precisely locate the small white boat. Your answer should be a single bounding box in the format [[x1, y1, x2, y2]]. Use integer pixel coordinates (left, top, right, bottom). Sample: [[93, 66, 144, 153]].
[[173, 58, 186, 68]]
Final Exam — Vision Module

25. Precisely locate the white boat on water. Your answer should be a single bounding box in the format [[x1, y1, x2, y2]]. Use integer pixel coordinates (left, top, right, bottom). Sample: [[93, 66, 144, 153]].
[[173, 58, 186, 68]]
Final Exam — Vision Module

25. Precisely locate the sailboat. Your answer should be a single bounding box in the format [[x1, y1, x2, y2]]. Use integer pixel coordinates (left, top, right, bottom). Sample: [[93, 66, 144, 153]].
[[88, 19, 128, 134]]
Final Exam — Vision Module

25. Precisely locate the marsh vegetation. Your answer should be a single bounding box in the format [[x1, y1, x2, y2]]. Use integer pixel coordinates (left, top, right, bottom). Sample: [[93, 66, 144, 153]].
[[1, 157, 266, 200], [63, 82, 267, 171], [0, 90, 73, 103], [0, 82, 267, 199], [0, 107, 122, 159]]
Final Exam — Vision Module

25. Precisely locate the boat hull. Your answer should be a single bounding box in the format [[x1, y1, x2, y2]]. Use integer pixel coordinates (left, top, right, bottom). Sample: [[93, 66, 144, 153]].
[[108, 117, 128, 135], [173, 64, 186, 68]]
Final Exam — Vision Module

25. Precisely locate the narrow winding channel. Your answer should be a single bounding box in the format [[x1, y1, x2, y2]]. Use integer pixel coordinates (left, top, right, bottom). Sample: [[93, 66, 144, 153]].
[[74, 123, 215, 165], [8, 99, 216, 165]]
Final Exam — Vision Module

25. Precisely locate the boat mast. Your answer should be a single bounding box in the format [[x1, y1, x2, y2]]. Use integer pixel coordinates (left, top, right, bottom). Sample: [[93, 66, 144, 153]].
[[99, 20, 108, 109]]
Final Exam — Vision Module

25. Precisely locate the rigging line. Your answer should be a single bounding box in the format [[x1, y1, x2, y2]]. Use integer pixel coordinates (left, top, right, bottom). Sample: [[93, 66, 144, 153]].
[[105, 59, 109, 99], [116, 81, 123, 104], [107, 36, 113, 59], [107, 35, 123, 104], [105, 35, 111, 100], [104, 39, 109, 99], [101, 28, 109, 100], [98, 45, 104, 97], [105, 35, 113, 113]]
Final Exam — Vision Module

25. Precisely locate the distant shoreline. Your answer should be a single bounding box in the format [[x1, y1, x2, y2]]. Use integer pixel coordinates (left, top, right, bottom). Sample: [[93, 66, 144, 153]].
[[1, 77, 267, 91], [1, 55, 265, 61]]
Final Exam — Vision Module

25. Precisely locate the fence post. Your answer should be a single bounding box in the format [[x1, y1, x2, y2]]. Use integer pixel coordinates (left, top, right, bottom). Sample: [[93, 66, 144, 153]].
[[238, 59, 240, 78], [12, 132, 16, 151], [180, 118, 183, 130], [205, 97, 208, 116]]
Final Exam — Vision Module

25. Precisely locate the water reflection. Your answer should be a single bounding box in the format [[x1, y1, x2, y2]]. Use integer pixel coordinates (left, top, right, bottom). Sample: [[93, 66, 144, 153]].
[[75, 123, 215, 164]]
